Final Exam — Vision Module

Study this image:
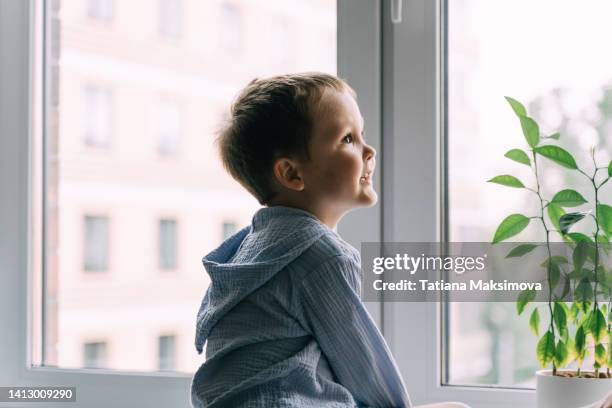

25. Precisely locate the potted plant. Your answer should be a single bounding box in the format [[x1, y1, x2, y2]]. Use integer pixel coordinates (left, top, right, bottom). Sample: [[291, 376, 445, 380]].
[[488, 96, 612, 408]]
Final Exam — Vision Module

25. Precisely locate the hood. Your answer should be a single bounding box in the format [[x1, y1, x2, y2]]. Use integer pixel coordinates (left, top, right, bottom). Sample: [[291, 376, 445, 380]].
[[195, 206, 330, 354]]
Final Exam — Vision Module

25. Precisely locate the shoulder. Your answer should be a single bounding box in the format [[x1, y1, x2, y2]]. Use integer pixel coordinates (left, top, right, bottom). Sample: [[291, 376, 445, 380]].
[[303, 230, 361, 266], [290, 232, 362, 291]]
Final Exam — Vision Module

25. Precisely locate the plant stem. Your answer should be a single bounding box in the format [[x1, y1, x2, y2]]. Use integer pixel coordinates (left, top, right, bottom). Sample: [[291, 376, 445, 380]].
[[532, 151, 557, 375]]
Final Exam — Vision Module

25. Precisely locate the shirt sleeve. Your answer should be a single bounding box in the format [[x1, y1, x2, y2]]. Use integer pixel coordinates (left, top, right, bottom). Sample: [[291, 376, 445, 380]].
[[296, 254, 412, 408]]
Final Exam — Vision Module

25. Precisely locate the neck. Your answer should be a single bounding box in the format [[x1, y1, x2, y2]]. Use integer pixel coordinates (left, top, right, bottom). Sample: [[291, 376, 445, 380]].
[[267, 198, 347, 231]]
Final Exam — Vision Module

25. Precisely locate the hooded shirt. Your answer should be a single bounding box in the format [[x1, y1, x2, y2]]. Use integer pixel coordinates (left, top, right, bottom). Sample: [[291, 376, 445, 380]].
[[191, 205, 412, 408]]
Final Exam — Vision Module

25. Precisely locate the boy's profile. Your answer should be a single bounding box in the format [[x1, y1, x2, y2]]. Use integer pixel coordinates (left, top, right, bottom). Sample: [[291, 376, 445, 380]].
[[191, 72, 412, 407]]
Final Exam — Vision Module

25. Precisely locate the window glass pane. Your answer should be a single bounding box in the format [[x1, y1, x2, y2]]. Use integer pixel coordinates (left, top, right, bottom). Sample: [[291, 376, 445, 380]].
[[219, 3, 243, 54], [446, 0, 612, 387], [86, 0, 113, 21], [38, 0, 337, 372], [158, 335, 177, 371], [83, 341, 107, 368], [155, 99, 182, 156], [83, 85, 112, 147], [159, 219, 177, 270], [158, 0, 182, 38], [222, 221, 237, 240], [84, 215, 109, 271]]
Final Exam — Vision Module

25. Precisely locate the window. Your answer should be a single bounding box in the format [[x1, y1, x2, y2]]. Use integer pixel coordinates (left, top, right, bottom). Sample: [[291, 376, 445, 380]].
[[155, 99, 182, 156], [32, 0, 338, 377], [266, 17, 292, 65], [158, 0, 182, 38], [445, 0, 612, 390], [158, 335, 176, 371], [83, 341, 107, 368], [222, 221, 237, 240], [219, 3, 243, 54], [2, 1, 381, 406], [85, 0, 113, 22], [83, 215, 109, 272], [83, 85, 112, 148], [159, 219, 177, 270]]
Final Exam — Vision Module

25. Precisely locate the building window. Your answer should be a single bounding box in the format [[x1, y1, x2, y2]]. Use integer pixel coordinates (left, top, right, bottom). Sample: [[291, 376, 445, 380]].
[[156, 99, 182, 156], [85, 0, 113, 22], [36, 0, 336, 375], [158, 0, 182, 38], [159, 219, 177, 270], [222, 221, 237, 240], [158, 335, 176, 371], [268, 17, 292, 65], [83, 341, 107, 368], [219, 3, 243, 54], [83, 85, 112, 148], [84, 215, 109, 272]]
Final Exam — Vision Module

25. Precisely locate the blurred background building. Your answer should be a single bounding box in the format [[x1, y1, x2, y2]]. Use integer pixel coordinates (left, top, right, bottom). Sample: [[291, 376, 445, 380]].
[[41, 0, 336, 373]]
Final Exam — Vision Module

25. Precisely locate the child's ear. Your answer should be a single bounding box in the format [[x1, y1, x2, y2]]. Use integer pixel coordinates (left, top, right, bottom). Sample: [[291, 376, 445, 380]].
[[272, 158, 305, 192]]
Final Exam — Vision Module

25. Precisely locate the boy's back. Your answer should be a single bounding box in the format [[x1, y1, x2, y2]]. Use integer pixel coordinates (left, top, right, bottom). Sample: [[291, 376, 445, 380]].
[[191, 206, 411, 407]]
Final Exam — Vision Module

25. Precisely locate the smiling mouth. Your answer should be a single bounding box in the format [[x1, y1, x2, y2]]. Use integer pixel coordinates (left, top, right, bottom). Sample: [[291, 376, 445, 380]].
[[360, 171, 373, 183]]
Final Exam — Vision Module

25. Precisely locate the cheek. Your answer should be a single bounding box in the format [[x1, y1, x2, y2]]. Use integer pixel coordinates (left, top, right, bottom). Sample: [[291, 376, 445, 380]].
[[320, 152, 361, 188]]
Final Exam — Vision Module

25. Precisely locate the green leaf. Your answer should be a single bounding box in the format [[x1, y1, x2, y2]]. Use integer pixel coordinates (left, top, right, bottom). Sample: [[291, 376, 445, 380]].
[[608, 333, 612, 367], [559, 275, 571, 301], [506, 244, 538, 258], [550, 189, 587, 207], [540, 256, 568, 267], [534, 145, 578, 169], [566, 232, 593, 243], [597, 204, 612, 236], [589, 308, 606, 343], [547, 203, 566, 232], [575, 278, 593, 303], [608, 160, 612, 178], [504, 149, 531, 166], [537, 331, 556, 368], [529, 307, 540, 336], [549, 132, 561, 140], [554, 340, 570, 368], [573, 241, 589, 271], [565, 337, 577, 362], [569, 302, 580, 324], [493, 214, 530, 244], [504, 96, 527, 117], [487, 175, 525, 188], [597, 232, 611, 247], [594, 343, 606, 366], [516, 289, 536, 315], [549, 263, 561, 290], [574, 325, 586, 354], [559, 212, 588, 235], [520, 116, 540, 148], [553, 302, 568, 335]]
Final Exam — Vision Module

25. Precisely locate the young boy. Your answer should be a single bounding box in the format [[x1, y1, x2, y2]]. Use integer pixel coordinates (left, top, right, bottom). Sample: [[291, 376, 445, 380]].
[[191, 72, 412, 407]]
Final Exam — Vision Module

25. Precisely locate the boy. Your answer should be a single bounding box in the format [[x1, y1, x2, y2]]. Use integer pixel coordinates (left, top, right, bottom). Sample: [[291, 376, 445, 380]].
[[191, 72, 412, 407]]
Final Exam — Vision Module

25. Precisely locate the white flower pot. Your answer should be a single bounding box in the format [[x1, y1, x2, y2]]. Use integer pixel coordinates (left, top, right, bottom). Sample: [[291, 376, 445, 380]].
[[536, 369, 612, 408]]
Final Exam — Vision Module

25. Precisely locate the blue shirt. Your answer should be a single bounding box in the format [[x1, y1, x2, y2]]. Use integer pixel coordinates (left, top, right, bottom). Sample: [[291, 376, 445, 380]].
[[191, 206, 412, 407]]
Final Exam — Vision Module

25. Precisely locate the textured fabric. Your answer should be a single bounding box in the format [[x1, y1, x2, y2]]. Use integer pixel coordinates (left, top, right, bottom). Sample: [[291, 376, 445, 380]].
[[191, 205, 412, 408]]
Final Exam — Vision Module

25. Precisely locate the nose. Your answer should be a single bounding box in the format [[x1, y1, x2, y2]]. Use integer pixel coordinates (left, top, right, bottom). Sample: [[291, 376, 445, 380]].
[[364, 144, 376, 168]]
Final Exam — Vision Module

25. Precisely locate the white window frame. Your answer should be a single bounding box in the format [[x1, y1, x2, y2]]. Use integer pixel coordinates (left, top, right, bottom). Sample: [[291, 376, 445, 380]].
[[379, 0, 536, 407], [0, 0, 379, 407]]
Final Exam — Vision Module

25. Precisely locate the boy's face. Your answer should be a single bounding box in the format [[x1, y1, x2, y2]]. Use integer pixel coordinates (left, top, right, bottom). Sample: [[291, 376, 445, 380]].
[[300, 88, 377, 211]]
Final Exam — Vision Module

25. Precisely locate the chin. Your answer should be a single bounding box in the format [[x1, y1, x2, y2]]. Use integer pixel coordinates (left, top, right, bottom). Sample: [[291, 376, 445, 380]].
[[358, 190, 378, 207]]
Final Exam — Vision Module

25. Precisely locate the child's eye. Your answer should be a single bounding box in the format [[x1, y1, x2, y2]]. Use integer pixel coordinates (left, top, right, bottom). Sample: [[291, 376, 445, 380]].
[[342, 134, 354, 144]]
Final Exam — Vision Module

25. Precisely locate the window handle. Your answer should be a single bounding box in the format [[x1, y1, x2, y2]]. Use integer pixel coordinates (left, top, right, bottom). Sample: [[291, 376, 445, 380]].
[[391, 0, 402, 24]]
